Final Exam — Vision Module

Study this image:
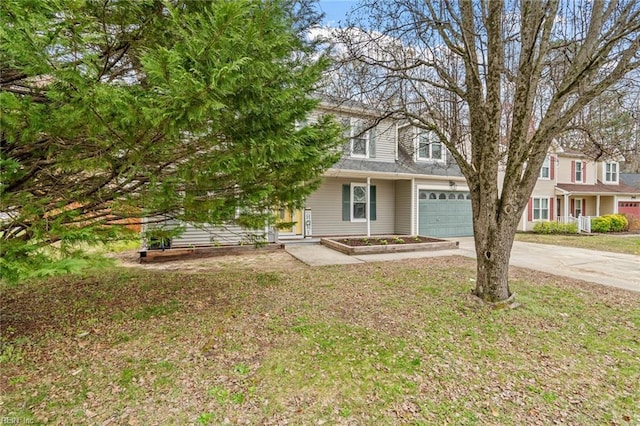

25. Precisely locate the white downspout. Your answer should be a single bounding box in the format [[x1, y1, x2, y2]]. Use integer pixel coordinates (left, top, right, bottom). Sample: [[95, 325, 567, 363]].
[[411, 178, 416, 235], [394, 122, 399, 161], [367, 176, 371, 237]]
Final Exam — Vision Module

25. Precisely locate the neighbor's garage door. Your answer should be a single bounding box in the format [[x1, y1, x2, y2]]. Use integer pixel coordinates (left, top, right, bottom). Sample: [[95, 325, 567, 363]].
[[619, 201, 640, 219], [418, 190, 473, 237]]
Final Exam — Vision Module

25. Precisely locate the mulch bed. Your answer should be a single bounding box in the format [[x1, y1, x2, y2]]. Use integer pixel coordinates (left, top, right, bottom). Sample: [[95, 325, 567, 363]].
[[337, 236, 442, 247]]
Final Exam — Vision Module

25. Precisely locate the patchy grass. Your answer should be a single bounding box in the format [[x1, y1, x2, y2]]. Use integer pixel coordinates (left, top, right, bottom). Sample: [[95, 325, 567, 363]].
[[516, 232, 640, 255], [1, 257, 639, 425]]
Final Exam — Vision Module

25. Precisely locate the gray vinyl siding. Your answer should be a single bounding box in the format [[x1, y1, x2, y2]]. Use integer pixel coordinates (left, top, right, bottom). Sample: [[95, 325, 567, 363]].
[[394, 180, 413, 235], [306, 177, 395, 236], [144, 219, 266, 248], [313, 106, 397, 163], [370, 119, 396, 162]]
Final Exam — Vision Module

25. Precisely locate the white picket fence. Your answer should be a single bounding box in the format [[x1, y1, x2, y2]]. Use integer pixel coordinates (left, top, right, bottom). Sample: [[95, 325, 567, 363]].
[[557, 215, 592, 233]]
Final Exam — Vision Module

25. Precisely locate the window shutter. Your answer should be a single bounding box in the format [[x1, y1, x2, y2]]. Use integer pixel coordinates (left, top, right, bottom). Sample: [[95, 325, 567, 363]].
[[369, 127, 376, 158], [342, 118, 351, 155], [571, 160, 575, 183], [550, 156, 555, 180], [570, 198, 575, 215], [582, 162, 587, 183], [583, 199, 586, 215], [549, 197, 554, 221], [527, 198, 533, 221], [370, 185, 377, 221], [342, 184, 350, 221]]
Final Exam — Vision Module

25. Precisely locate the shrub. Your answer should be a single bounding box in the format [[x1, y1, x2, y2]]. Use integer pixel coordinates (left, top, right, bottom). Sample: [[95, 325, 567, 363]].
[[605, 214, 628, 232], [625, 214, 640, 231], [592, 214, 629, 233], [591, 216, 611, 233], [532, 221, 578, 234]]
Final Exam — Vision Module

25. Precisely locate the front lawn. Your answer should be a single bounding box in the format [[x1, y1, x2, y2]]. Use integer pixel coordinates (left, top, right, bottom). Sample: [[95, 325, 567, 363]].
[[515, 232, 640, 255], [1, 257, 638, 424]]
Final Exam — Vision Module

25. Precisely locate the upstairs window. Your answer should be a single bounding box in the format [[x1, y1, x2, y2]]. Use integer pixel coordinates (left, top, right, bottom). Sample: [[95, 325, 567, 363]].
[[575, 161, 582, 182], [604, 162, 618, 183], [417, 131, 444, 161], [343, 118, 375, 159], [539, 156, 550, 179], [351, 135, 368, 157]]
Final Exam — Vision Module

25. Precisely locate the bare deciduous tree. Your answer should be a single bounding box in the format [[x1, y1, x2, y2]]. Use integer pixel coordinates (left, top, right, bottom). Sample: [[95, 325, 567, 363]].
[[326, 0, 640, 302]]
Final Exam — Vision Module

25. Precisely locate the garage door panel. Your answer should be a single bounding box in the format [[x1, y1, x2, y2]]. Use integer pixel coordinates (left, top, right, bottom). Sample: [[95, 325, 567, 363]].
[[619, 201, 640, 219], [418, 190, 473, 238]]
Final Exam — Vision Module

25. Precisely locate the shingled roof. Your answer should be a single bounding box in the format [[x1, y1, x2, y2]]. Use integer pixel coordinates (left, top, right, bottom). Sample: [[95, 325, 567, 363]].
[[556, 180, 640, 195], [621, 173, 640, 190]]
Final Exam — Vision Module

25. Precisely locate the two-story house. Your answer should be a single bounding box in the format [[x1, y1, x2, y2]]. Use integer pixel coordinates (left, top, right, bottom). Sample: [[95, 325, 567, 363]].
[[300, 102, 472, 239], [143, 101, 474, 249], [144, 102, 639, 248], [521, 146, 640, 231]]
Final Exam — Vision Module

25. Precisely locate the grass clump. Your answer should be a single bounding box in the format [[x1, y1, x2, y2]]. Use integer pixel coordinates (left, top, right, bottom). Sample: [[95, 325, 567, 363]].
[[516, 233, 640, 255]]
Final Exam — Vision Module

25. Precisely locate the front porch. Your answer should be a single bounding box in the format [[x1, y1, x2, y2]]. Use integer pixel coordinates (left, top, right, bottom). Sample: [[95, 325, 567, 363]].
[[554, 191, 615, 220]]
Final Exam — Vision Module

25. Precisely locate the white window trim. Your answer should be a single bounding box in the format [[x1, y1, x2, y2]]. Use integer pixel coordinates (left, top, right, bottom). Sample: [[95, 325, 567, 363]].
[[533, 197, 550, 221], [350, 182, 367, 222], [604, 161, 618, 184], [349, 119, 369, 158], [574, 198, 583, 217], [574, 161, 583, 183], [539, 156, 551, 180], [415, 130, 446, 162]]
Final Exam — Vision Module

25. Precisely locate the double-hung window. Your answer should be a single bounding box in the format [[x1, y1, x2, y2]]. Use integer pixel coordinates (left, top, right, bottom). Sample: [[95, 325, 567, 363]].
[[604, 162, 618, 183], [342, 183, 377, 222], [539, 157, 550, 179], [351, 135, 368, 157], [417, 131, 444, 161], [345, 119, 372, 158], [533, 197, 549, 220], [351, 184, 367, 220], [575, 161, 582, 182]]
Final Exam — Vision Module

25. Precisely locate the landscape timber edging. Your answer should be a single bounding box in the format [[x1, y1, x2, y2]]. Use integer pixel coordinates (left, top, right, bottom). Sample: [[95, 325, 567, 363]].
[[139, 243, 285, 263], [320, 236, 458, 255]]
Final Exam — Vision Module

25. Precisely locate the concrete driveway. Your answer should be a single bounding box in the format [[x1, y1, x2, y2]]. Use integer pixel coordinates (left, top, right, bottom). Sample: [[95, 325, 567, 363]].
[[286, 238, 639, 292], [453, 237, 639, 292]]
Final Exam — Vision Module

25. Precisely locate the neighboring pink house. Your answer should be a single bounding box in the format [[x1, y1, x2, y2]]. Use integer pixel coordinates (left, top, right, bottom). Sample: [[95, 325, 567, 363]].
[[521, 146, 640, 231]]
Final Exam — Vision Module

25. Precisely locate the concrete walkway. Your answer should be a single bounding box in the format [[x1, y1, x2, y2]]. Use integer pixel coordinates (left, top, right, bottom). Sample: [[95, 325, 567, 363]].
[[285, 238, 640, 292]]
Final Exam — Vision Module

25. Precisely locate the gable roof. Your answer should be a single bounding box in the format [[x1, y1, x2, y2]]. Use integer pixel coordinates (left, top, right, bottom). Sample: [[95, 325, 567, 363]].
[[556, 147, 591, 159]]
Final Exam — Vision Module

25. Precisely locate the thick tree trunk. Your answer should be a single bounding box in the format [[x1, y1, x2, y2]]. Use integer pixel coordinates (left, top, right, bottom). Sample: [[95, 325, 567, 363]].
[[471, 190, 522, 303], [473, 228, 516, 302]]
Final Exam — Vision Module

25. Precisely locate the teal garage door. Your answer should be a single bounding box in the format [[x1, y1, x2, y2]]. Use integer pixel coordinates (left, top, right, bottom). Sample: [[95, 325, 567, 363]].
[[418, 190, 473, 237]]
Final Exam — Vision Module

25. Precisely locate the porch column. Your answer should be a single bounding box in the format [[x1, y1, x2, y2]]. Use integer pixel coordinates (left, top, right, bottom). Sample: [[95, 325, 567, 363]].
[[564, 193, 570, 218], [613, 196, 618, 214], [366, 176, 371, 237], [596, 195, 601, 217]]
